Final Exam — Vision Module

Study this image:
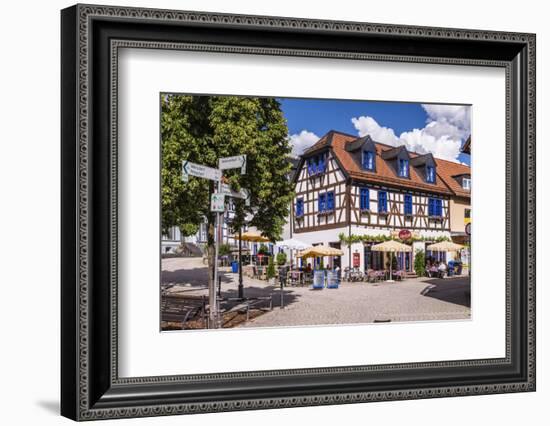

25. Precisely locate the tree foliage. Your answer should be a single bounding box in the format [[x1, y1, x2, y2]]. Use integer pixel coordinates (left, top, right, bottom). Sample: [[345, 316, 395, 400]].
[[161, 95, 294, 243], [414, 249, 426, 277], [338, 232, 450, 246]]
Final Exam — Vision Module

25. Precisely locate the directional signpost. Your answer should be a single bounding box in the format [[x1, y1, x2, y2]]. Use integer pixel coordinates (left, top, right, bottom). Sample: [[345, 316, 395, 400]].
[[182, 160, 222, 183], [181, 155, 249, 327], [220, 183, 250, 206], [219, 155, 246, 174]]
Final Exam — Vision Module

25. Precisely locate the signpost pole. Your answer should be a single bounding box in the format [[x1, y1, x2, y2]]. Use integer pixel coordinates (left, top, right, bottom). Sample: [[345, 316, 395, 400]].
[[210, 188, 219, 328], [238, 228, 244, 299]]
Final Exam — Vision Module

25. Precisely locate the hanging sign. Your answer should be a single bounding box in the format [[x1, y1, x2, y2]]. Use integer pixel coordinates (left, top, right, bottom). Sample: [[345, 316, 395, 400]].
[[210, 193, 226, 212], [398, 229, 412, 240]]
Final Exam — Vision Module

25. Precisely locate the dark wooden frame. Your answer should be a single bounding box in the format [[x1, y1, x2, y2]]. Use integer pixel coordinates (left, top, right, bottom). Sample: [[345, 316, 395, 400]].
[[61, 4, 536, 421]]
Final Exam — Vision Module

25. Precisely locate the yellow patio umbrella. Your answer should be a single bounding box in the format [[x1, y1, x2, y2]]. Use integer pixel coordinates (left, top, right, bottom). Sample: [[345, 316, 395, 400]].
[[298, 246, 344, 257], [426, 241, 464, 251], [298, 246, 344, 270], [233, 230, 270, 243], [371, 240, 412, 282], [233, 230, 271, 267]]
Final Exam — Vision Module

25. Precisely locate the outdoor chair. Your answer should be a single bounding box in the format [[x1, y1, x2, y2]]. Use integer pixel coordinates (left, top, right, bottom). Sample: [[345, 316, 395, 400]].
[[288, 271, 301, 286], [303, 272, 313, 287]]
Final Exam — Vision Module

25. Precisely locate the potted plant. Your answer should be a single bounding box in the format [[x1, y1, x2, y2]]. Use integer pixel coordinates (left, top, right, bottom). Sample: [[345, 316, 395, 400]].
[[276, 252, 287, 266]]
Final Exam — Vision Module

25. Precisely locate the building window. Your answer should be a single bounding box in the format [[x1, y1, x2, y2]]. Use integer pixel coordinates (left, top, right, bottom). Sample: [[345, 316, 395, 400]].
[[462, 177, 471, 190], [296, 198, 304, 217], [465, 208, 471, 219], [308, 153, 327, 176], [378, 191, 388, 213], [360, 188, 370, 211], [318, 192, 326, 212], [362, 150, 375, 171], [426, 165, 435, 183], [404, 194, 413, 215], [326, 191, 335, 211], [398, 159, 409, 178], [428, 198, 443, 217]]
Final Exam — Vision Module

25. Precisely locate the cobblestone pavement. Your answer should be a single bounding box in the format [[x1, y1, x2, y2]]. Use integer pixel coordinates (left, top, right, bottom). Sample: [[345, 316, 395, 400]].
[[162, 257, 471, 327]]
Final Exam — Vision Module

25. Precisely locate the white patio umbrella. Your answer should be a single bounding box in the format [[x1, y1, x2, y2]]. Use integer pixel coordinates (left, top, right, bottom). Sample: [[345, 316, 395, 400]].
[[371, 240, 412, 282], [276, 238, 311, 268]]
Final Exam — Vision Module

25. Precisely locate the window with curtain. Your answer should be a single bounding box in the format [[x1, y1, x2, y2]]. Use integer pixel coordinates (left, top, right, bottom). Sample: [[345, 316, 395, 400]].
[[318, 193, 326, 212], [296, 198, 304, 217], [428, 198, 443, 217], [398, 158, 409, 177], [404, 194, 412, 215], [378, 191, 387, 213], [362, 150, 374, 170], [426, 165, 435, 183], [360, 188, 370, 210], [326, 191, 334, 211]]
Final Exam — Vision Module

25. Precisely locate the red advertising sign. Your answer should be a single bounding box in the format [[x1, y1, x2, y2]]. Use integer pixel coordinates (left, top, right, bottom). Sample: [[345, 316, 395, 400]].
[[398, 229, 412, 240], [353, 253, 360, 268]]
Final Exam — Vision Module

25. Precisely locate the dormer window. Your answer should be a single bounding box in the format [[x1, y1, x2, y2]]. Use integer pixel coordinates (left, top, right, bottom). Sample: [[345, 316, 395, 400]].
[[307, 153, 327, 177], [398, 159, 409, 178], [362, 150, 375, 171], [426, 165, 435, 183], [462, 177, 471, 190]]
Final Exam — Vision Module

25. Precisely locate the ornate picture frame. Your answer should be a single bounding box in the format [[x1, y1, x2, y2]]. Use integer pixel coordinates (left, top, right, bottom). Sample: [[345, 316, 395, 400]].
[[61, 4, 535, 420]]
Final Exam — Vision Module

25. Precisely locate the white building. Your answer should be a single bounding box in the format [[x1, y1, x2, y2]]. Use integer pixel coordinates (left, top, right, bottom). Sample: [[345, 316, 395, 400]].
[[290, 130, 471, 272]]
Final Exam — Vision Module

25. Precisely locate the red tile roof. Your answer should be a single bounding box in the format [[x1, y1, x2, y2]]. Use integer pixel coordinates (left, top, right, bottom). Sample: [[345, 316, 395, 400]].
[[303, 130, 470, 199]]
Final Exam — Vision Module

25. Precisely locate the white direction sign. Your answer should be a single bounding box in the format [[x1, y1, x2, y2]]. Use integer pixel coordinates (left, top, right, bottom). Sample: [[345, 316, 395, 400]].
[[182, 160, 222, 183], [219, 155, 247, 174], [220, 184, 250, 206], [210, 193, 225, 212], [220, 183, 247, 199]]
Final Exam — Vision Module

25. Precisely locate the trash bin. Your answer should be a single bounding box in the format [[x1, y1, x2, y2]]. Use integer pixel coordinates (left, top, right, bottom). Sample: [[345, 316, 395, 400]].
[[231, 261, 239, 273]]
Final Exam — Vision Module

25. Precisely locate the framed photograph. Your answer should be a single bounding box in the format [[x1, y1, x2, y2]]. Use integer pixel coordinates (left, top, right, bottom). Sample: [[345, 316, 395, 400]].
[[61, 4, 536, 421]]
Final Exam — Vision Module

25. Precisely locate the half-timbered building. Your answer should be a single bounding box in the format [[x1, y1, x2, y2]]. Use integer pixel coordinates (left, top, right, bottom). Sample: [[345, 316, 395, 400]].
[[291, 130, 471, 272]]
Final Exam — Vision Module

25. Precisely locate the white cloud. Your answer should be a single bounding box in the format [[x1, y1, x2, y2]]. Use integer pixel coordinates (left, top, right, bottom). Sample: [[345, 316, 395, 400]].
[[351, 116, 399, 146], [351, 104, 470, 162], [288, 130, 320, 156]]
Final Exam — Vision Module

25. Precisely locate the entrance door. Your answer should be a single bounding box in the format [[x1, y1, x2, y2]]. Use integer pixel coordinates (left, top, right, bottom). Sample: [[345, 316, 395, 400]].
[[364, 244, 372, 271]]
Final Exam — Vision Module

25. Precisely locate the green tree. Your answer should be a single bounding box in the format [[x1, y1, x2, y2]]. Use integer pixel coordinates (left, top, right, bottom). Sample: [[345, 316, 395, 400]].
[[161, 95, 293, 286], [266, 256, 276, 280], [414, 249, 426, 277], [276, 252, 287, 266]]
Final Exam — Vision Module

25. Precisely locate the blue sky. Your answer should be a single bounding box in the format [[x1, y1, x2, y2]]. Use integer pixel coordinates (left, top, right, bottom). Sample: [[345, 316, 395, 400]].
[[278, 98, 471, 165]]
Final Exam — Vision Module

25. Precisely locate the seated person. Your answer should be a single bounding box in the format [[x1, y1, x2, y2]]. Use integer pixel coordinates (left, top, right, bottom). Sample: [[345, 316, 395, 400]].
[[437, 261, 447, 278], [305, 263, 312, 273]]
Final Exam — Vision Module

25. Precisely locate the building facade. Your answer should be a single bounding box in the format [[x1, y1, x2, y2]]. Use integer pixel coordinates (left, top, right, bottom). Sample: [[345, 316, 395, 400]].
[[292, 130, 471, 272]]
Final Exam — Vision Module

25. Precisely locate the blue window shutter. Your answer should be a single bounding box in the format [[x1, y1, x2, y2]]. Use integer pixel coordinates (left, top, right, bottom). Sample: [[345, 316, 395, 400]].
[[404, 194, 412, 215], [327, 192, 334, 210], [378, 191, 387, 212], [428, 198, 433, 216], [436, 199, 442, 216], [318, 193, 325, 212], [360, 188, 369, 210]]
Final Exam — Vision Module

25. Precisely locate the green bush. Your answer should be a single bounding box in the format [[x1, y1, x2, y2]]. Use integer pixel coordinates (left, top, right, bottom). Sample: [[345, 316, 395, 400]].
[[258, 244, 270, 255], [218, 243, 231, 257], [266, 256, 276, 279], [276, 252, 287, 265], [414, 249, 426, 277]]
